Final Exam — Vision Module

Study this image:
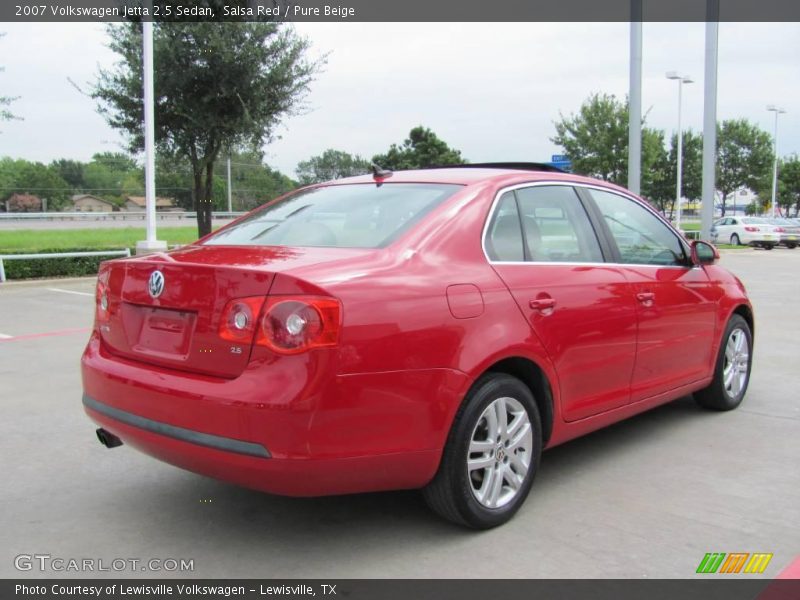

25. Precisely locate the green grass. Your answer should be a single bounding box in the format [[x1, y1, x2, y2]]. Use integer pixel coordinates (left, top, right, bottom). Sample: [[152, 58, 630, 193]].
[[679, 222, 701, 231], [0, 227, 204, 253]]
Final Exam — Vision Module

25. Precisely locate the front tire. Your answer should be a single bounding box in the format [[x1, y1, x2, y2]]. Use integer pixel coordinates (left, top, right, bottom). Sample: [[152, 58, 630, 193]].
[[423, 373, 542, 529], [730, 233, 740, 246], [694, 314, 752, 411]]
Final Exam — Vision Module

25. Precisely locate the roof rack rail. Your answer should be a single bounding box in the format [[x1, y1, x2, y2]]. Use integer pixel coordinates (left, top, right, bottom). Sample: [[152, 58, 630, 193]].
[[424, 162, 566, 173]]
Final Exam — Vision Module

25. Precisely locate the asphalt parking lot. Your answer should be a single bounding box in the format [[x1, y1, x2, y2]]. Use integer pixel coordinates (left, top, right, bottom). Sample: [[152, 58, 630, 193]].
[[1, 249, 798, 579]]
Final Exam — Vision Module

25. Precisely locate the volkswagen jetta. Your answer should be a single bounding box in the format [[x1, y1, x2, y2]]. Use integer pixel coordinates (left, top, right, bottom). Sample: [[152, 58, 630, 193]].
[[82, 164, 754, 528]]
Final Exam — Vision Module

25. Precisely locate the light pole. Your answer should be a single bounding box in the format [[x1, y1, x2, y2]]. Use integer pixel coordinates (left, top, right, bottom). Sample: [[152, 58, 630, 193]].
[[666, 72, 693, 231], [767, 105, 786, 219]]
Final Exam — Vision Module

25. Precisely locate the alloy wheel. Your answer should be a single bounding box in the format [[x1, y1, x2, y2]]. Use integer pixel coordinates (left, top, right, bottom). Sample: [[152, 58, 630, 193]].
[[467, 396, 533, 508], [723, 328, 750, 399]]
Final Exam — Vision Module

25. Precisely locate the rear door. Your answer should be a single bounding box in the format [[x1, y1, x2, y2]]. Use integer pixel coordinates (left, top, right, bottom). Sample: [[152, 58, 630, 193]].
[[485, 184, 639, 422], [584, 188, 720, 401]]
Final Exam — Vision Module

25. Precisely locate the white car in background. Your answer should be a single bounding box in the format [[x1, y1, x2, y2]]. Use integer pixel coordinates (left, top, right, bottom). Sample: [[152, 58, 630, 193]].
[[711, 216, 781, 249]]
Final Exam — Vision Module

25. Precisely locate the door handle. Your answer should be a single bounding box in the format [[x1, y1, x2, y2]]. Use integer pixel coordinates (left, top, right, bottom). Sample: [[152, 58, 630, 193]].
[[529, 298, 556, 311], [636, 292, 655, 305]]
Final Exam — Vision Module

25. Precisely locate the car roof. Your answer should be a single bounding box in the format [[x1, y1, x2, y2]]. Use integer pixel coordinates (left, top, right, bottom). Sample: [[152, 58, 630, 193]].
[[329, 167, 635, 195]]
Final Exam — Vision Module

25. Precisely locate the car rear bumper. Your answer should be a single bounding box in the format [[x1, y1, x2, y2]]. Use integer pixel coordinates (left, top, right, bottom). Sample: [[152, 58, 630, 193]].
[[81, 332, 468, 496]]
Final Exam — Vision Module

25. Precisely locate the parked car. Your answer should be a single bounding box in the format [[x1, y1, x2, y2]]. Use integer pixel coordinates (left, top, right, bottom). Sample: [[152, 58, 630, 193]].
[[766, 218, 800, 249], [710, 216, 780, 249], [82, 163, 754, 529]]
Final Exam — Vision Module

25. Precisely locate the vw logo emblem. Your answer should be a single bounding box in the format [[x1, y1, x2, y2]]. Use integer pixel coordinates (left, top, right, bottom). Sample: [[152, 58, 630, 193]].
[[148, 271, 165, 299]]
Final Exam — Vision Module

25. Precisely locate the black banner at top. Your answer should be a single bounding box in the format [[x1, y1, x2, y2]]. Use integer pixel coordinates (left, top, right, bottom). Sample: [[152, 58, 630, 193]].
[[3, 0, 800, 22]]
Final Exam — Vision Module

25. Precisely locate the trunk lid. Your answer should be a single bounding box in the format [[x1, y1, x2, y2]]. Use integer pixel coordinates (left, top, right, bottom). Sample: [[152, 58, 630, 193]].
[[98, 245, 375, 378]]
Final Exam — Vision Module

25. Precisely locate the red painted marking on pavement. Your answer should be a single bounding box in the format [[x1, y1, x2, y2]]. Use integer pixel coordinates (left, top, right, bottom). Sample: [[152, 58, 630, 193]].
[[0, 327, 91, 341]]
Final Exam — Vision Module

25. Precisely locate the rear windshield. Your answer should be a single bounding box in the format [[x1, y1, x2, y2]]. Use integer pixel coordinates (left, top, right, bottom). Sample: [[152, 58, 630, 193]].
[[204, 183, 461, 248]]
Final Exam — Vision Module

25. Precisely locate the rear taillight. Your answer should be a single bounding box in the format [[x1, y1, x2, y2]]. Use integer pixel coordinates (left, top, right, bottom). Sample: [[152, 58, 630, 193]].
[[256, 296, 342, 355], [218, 296, 265, 343], [95, 280, 110, 324], [744, 226, 760, 232]]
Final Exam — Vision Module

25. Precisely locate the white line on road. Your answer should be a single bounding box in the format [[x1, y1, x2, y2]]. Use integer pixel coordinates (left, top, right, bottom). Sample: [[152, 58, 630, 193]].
[[0, 333, 12, 339], [47, 288, 94, 297]]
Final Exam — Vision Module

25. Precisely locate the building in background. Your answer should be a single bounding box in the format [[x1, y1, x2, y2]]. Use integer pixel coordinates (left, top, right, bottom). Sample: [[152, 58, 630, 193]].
[[123, 195, 180, 212], [72, 194, 117, 212]]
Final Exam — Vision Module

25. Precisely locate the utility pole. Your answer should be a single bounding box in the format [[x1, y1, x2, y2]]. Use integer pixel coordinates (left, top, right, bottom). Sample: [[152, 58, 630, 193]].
[[628, 0, 643, 195], [700, 2, 719, 242], [136, 15, 167, 254]]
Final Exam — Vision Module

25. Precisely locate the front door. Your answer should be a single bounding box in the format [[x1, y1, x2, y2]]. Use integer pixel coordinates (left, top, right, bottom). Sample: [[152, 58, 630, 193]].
[[586, 188, 720, 401]]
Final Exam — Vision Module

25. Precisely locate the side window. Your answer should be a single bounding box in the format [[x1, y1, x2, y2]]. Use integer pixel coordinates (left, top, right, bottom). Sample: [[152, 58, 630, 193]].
[[485, 192, 524, 262], [514, 186, 604, 263], [589, 189, 688, 266]]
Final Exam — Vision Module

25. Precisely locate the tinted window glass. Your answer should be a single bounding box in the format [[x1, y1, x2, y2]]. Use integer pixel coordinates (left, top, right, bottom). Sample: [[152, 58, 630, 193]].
[[589, 189, 688, 266], [515, 186, 603, 263], [204, 183, 460, 248], [485, 192, 524, 261]]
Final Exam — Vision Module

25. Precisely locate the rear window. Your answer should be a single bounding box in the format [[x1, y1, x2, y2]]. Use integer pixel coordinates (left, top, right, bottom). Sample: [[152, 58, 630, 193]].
[[204, 183, 461, 248]]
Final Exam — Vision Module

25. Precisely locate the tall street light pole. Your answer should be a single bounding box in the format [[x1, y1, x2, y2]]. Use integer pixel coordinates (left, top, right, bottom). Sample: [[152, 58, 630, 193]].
[[767, 105, 786, 219], [666, 72, 693, 231]]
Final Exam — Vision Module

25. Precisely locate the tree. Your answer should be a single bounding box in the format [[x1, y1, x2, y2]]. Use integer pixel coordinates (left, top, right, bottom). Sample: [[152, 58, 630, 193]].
[[51, 159, 85, 189], [640, 128, 670, 212], [295, 149, 370, 185], [1, 33, 21, 128], [716, 119, 773, 216], [668, 130, 703, 202], [92, 17, 320, 236], [551, 93, 630, 183], [0, 158, 70, 210], [372, 126, 466, 170], [778, 155, 800, 217]]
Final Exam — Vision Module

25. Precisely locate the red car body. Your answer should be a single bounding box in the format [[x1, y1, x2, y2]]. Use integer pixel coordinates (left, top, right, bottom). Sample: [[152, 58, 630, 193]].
[[82, 167, 753, 501]]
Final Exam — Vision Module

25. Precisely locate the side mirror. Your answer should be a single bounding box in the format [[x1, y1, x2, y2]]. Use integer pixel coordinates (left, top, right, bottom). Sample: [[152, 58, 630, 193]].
[[691, 240, 719, 266]]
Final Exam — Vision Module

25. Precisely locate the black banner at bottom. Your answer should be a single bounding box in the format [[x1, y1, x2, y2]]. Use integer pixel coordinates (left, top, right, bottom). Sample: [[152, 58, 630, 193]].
[[4, 579, 800, 600]]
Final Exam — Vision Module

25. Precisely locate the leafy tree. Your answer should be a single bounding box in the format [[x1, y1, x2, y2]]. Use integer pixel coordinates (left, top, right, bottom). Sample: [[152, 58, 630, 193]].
[[716, 119, 773, 216], [372, 126, 466, 170], [778, 155, 800, 217], [92, 18, 320, 236], [51, 159, 85, 189], [552, 93, 672, 214], [0, 158, 70, 210], [228, 150, 295, 210], [1, 33, 21, 128], [639, 128, 670, 212], [668, 129, 703, 202], [296, 149, 370, 185], [551, 93, 630, 183]]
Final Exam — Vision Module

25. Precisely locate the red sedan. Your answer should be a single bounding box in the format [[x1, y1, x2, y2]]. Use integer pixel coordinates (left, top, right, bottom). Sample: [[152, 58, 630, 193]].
[[82, 164, 754, 528]]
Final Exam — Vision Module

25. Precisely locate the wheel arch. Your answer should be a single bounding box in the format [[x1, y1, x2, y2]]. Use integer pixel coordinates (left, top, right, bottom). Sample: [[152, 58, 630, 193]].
[[732, 303, 754, 340], [484, 356, 554, 446]]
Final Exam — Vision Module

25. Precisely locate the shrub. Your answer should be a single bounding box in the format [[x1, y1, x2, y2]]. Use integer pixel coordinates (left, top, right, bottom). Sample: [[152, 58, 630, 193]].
[[0, 247, 131, 280]]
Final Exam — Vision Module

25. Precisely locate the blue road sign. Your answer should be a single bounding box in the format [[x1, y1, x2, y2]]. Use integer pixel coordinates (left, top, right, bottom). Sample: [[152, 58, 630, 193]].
[[551, 154, 569, 162], [547, 160, 572, 172]]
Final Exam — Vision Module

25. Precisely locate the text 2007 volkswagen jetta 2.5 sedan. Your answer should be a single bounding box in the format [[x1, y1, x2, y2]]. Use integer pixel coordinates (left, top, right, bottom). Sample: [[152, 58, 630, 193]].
[[82, 163, 754, 528]]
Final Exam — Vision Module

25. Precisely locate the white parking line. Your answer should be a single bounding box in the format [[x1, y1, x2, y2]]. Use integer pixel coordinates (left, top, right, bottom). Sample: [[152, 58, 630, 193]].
[[0, 333, 12, 339], [47, 288, 94, 297]]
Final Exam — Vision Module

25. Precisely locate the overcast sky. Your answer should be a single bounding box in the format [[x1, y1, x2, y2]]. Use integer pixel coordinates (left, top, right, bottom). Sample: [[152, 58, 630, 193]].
[[1, 22, 798, 178]]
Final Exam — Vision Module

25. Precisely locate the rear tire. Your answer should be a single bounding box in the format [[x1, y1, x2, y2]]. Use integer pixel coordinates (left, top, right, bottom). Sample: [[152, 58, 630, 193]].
[[730, 233, 740, 246], [787, 244, 797, 249], [764, 244, 775, 250], [423, 373, 542, 529], [694, 314, 752, 411]]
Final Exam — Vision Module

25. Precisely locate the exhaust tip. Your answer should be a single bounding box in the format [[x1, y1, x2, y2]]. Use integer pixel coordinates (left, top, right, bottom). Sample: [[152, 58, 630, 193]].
[[96, 428, 123, 449]]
